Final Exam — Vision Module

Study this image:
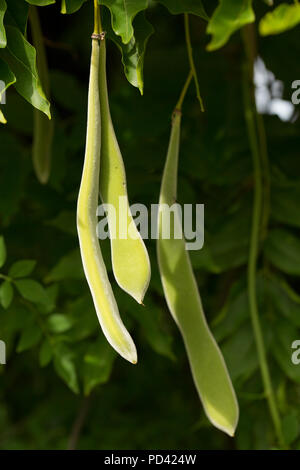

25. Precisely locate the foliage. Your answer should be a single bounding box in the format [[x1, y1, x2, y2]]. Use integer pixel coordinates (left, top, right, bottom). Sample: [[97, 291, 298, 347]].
[[1, 0, 300, 450]]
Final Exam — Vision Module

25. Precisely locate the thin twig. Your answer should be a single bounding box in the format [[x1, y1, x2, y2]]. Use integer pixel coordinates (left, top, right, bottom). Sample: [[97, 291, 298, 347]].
[[176, 70, 193, 111], [67, 396, 92, 450], [242, 25, 285, 449], [184, 13, 204, 112]]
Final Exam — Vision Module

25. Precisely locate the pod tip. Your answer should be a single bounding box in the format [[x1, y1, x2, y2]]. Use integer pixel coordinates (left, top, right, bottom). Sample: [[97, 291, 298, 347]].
[[223, 425, 236, 438], [121, 350, 138, 365], [128, 352, 138, 365], [130, 292, 145, 305], [125, 347, 138, 365]]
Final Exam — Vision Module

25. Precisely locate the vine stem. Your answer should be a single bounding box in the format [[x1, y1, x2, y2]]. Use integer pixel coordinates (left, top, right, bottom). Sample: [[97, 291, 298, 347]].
[[257, 112, 271, 241], [176, 70, 193, 111], [67, 396, 92, 450], [184, 13, 204, 112], [93, 0, 101, 35], [242, 26, 285, 449], [29, 6, 50, 97]]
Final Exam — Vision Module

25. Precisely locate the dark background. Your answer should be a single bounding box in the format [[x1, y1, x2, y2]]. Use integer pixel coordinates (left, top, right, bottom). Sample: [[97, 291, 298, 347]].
[[1, 0, 300, 450]]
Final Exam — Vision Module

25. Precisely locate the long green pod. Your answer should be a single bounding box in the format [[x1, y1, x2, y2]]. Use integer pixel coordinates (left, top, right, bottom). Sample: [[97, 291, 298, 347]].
[[157, 109, 239, 436], [29, 6, 53, 184], [99, 39, 151, 304], [0, 107, 6, 124], [77, 36, 137, 364]]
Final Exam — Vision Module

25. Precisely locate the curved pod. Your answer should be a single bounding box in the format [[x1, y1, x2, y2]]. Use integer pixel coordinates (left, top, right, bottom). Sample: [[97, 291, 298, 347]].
[[99, 40, 151, 304], [157, 110, 239, 436], [77, 38, 137, 364], [32, 110, 54, 184], [0, 107, 6, 124], [29, 6, 53, 184]]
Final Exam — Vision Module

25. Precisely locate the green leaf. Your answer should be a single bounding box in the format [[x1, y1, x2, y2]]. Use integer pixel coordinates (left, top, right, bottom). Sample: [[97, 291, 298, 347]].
[[61, 0, 87, 14], [259, 3, 300, 36], [8, 259, 36, 278], [158, 0, 208, 20], [63, 295, 98, 342], [100, 0, 148, 44], [0, 235, 6, 268], [46, 313, 73, 333], [0, 0, 7, 48], [83, 338, 116, 396], [207, 0, 255, 51], [272, 320, 300, 384], [39, 338, 53, 366], [0, 58, 17, 102], [277, 277, 300, 304], [266, 276, 300, 328], [209, 205, 251, 271], [17, 322, 42, 352], [264, 229, 300, 276], [54, 344, 79, 393], [5, 0, 29, 34], [282, 411, 299, 445], [190, 242, 220, 273], [26, 0, 56, 6], [0, 281, 13, 309], [45, 249, 84, 282], [222, 322, 258, 382], [46, 210, 77, 235], [213, 285, 249, 343], [108, 12, 153, 94], [39, 284, 58, 314], [271, 185, 300, 229], [14, 279, 50, 305], [1, 25, 51, 118]]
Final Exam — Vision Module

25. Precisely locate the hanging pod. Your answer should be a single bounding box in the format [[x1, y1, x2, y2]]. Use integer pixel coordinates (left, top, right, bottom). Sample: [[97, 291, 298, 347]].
[[77, 35, 137, 364], [157, 109, 239, 436], [29, 6, 54, 184], [0, 107, 6, 124], [98, 38, 151, 305]]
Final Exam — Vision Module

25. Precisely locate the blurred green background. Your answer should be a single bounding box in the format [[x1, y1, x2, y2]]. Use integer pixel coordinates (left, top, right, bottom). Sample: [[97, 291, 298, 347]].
[[1, 0, 300, 450]]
